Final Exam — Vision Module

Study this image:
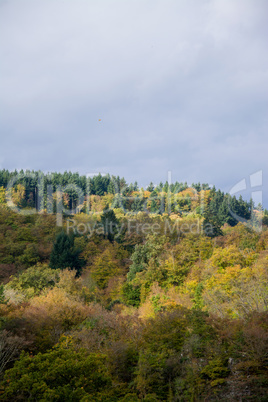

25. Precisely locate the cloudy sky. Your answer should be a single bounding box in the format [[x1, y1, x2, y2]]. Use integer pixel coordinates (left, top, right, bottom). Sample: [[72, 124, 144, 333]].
[[0, 0, 267, 204]]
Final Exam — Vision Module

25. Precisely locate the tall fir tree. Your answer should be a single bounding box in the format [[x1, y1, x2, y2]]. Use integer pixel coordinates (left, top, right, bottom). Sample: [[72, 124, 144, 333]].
[[49, 232, 84, 275]]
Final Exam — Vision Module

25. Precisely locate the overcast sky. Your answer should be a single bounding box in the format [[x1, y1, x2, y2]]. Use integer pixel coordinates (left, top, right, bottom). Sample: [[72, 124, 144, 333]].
[[0, 0, 267, 204]]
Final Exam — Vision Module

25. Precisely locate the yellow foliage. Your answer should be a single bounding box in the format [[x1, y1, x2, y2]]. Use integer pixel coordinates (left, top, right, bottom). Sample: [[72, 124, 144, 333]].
[[113, 208, 125, 220], [138, 283, 191, 319], [142, 191, 151, 199], [89, 195, 106, 213], [90, 247, 123, 289], [23, 287, 90, 329], [6, 184, 25, 207], [208, 245, 245, 270], [184, 279, 199, 294], [202, 261, 268, 317], [0, 186, 6, 204]]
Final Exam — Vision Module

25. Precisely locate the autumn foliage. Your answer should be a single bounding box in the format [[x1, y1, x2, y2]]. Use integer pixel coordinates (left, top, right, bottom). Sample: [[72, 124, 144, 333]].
[[0, 172, 267, 400]]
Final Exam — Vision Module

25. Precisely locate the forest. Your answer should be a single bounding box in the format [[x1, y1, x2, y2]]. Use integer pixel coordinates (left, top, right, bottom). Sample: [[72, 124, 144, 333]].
[[0, 169, 267, 401]]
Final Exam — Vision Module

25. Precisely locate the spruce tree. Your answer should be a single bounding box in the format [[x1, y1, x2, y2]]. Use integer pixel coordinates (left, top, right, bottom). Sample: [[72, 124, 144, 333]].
[[49, 232, 84, 275]]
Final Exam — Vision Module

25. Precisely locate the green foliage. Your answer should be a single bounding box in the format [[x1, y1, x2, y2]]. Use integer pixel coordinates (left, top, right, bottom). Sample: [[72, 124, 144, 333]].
[[135, 309, 189, 399], [90, 247, 121, 289], [49, 232, 85, 275], [0, 170, 268, 400], [122, 282, 141, 306], [209, 245, 245, 269], [135, 349, 169, 398], [0, 187, 6, 205], [203, 215, 222, 238], [0, 284, 5, 304], [127, 243, 150, 281], [16, 244, 40, 267], [151, 295, 162, 313], [5, 263, 60, 299], [101, 206, 119, 241], [2, 345, 112, 401], [200, 358, 230, 381], [127, 235, 165, 284], [193, 282, 204, 310]]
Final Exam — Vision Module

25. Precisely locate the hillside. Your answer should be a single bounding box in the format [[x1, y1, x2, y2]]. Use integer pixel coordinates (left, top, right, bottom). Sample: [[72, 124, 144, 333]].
[[0, 170, 267, 401]]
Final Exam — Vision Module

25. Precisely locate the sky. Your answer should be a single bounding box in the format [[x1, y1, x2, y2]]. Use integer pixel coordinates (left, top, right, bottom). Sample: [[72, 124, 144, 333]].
[[0, 0, 267, 205]]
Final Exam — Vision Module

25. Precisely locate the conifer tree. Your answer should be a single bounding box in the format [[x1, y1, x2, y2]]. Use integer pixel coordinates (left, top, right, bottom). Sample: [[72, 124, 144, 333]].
[[49, 232, 84, 275], [101, 207, 118, 241]]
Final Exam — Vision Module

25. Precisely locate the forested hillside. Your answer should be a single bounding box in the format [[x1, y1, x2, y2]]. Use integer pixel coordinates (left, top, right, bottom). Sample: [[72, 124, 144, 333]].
[[0, 170, 267, 401]]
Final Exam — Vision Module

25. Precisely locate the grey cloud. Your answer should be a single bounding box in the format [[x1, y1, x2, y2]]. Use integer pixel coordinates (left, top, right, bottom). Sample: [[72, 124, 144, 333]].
[[0, 0, 267, 204]]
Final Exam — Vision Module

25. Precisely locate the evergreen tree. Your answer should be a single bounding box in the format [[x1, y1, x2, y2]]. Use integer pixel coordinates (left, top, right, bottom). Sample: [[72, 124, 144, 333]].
[[133, 181, 139, 191], [163, 181, 169, 193], [203, 196, 223, 237], [131, 197, 145, 212], [147, 182, 155, 192], [107, 180, 115, 194], [192, 182, 201, 192], [202, 215, 222, 237], [122, 283, 141, 306], [101, 207, 118, 241], [49, 232, 84, 275], [149, 190, 159, 213], [156, 181, 163, 192], [94, 174, 105, 196]]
